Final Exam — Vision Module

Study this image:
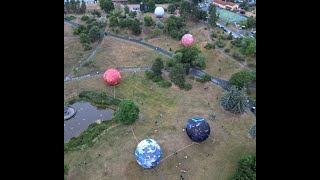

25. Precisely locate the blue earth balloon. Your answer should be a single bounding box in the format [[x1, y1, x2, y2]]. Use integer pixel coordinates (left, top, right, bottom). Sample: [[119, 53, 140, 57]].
[[135, 138, 162, 169], [186, 117, 211, 142]]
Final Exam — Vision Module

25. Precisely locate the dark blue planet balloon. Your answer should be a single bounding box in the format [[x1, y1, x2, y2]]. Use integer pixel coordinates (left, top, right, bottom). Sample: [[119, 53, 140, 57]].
[[135, 138, 162, 169], [186, 117, 210, 142]]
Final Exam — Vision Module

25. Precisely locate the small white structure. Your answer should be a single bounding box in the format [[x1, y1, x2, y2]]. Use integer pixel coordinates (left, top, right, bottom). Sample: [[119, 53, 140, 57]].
[[154, 7, 165, 18]]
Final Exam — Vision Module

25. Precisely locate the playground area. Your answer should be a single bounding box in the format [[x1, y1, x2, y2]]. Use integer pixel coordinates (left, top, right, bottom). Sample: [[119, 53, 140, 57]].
[[217, 9, 247, 23]]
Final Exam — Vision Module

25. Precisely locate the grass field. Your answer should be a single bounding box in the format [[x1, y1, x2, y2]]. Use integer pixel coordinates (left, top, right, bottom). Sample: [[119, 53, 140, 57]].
[[76, 36, 170, 76], [64, 72, 256, 180], [64, 22, 98, 77]]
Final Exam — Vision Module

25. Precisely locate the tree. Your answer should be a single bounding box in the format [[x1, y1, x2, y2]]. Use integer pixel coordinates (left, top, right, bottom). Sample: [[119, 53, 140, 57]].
[[113, 99, 140, 125], [148, 0, 156, 13], [241, 37, 256, 56], [124, 5, 129, 14], [168, 4, 176, 14], [231, 154, 256, 180], [191, 54, 206, 69], [109, 16, 119, 27], [208, 4, 218, 27], [227, 32, 233, 40], [80, 33, 90, 44], [144, 15, 153, 26], [229, 70, 255, 89], [70, 0, 76, 13], [195, 8, 207, 21], [99, 0, 114, 13], [169, 63, 186, 87], [174, 52, 183, 63], [175, 45, 200, 64], [80, 0, 86, 14], [151, 58, 164, 76], [129, 11, 137, 18], [65, 0, 71, 13], [220, 85, 248, 114], [88, 26, 100, 42], [131, 20, 142, 35], [76, 0, 81, 13], [246, 16, 256, 28]]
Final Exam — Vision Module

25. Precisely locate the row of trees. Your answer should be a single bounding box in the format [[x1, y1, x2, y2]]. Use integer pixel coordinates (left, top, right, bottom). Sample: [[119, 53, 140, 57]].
[[64, 0, 86, 14], [208, 4, 219, 27], [108, 9, 142, 35]]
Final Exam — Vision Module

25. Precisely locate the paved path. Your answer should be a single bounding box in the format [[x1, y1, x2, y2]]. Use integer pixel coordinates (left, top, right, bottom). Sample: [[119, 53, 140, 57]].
[[64, 67, 151, 83], [64, 20, 105, 79], [64, 19, 80, 26]]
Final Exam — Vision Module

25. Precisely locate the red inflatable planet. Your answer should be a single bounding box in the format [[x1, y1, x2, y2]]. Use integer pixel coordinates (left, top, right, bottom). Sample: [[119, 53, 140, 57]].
[[181, 34, 194, 46], [103, 69, 121, 86]]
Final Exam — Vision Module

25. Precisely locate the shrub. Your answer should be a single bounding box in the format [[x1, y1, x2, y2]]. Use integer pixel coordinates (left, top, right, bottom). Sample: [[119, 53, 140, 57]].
[[232, 52, 246, 62], [204, 43, 215, 49], [81, 15, 89, 21], [224, 48, 230, 53], [64, 16, 76, 21], [229, 70, 256, 89], [82, 43, 92, 51], [158, 80, 172, 88], [192, 55, 206, 69], [91, 10, 101, 17], [183, 83, 192, 91], [83, 61, 94, 67], [151, 28, 161, 38], [113, 99, 140, 125], [204, 27, 207, 30], [152, 75, 163, 82], [166, 58, 176, 67], [86, 18, 97, 24], [219, 35, 226, 40], [196, 74, 211, 83], [64, 120, 115, 151], [216, 41, 225, 48], [78, 91, 121, 105], [211, 32, 217, 38], [73, 25, 87, 35], [145, 70, 156, 80], [144, 15, 154, 26], [80, 33, 90, 44], [64, 164, 69, 174]]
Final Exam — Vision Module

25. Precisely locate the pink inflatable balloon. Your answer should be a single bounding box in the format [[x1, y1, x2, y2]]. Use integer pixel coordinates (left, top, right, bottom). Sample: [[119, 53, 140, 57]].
[[181, 34, 194, 46]]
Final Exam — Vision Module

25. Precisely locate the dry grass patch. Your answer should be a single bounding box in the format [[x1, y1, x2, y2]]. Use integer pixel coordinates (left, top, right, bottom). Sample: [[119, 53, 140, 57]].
[[64, 23, 97, 76], [147, 35, 181, 52], [77, 36, 170, 76]]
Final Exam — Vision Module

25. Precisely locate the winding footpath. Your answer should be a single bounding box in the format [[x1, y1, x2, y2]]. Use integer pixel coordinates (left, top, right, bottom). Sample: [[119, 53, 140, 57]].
[[64, 20, 105, 79], [64, 20, 256, 116]]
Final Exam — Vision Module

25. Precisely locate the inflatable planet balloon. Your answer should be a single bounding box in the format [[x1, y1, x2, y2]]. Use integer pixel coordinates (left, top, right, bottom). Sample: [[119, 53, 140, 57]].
[[135, 138, 162, 169], [186, 117, 210, 142], [103, 69, 121, 86], [181, 34, 194, 46], [154, 7, 165, 18]]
